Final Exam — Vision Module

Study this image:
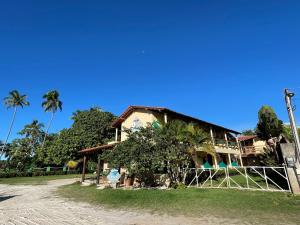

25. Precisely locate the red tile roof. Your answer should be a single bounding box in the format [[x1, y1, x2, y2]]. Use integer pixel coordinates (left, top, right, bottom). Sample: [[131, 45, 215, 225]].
[[238, 135, 257, 141], [111, 105, 240, 134]]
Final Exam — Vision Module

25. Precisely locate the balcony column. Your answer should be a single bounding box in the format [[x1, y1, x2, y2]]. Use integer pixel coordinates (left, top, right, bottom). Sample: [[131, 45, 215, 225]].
[[224, 132, 229, 148], [164, 113, 168, 124], [115, 128, 118, 142], [236, 135, 244, 167], [210, 127, 215, 145], [214, 155, 218, 168], [227, 153, 232, 167]]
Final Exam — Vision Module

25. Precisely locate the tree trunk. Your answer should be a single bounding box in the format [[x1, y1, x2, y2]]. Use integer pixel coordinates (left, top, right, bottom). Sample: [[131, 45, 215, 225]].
[[42, 112, 55, 149], [0, 107, 17, 158]]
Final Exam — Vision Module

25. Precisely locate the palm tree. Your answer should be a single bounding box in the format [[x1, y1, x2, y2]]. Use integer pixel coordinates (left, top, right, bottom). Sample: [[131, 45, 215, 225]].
[[0, 90, 30, 157], [19, 119, 44, 155], [41, 90, 62, 148]]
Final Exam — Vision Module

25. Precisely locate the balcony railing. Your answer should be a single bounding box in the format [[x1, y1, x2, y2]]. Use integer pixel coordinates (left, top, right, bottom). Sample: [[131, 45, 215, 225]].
[[241, 146, 256, 155], [214, 139, 239, 149]]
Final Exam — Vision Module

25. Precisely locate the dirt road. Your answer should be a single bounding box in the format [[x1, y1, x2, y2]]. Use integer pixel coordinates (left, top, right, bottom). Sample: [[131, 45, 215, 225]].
[[0, 179, 242, 225]]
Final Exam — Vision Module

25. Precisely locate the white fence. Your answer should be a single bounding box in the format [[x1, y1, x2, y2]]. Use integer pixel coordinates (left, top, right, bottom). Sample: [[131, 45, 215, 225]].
[[186, 166, 291, 193]]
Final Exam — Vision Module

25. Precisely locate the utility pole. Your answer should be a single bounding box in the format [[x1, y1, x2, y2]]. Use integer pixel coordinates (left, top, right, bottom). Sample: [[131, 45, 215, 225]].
[[284, 89, 300, 162]]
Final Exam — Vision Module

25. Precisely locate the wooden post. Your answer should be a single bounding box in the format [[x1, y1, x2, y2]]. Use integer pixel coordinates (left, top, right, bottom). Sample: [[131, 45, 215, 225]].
[[81, 155, 87, 183], [96, 156, 101, 185], [210, 127, 215, 145]]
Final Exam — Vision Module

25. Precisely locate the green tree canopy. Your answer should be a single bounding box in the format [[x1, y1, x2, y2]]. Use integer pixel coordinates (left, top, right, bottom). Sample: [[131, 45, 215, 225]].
[[41, 90, 63, 148], [103, 120, 212, 187], [71, 107, 116, 147], [241, 129, 256, 136], [19, 120, 44, 153], [7, 138, 32, 171], [256, 105, 283, 140], [36, 107, 116, 166]]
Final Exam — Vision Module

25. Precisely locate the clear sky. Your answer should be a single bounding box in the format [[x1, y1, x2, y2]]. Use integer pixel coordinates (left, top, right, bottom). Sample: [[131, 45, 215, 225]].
[[1, 0, 300, 143]]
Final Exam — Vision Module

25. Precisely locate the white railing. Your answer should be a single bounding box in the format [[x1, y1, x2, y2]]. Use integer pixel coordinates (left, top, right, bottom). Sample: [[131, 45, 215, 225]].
[[186, 166, 291, 193]]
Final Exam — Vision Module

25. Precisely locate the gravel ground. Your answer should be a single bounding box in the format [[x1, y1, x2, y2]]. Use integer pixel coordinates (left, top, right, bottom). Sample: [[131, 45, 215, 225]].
[[0, 179, 244, 225]]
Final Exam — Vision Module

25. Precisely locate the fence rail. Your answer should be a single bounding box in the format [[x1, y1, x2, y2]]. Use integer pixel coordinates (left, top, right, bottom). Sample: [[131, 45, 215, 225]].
[[186, 166, 291, 193]]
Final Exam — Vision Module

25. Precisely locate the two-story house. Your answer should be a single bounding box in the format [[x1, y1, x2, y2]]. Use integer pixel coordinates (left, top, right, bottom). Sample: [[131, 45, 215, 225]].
[[80, 106, 243, 182]]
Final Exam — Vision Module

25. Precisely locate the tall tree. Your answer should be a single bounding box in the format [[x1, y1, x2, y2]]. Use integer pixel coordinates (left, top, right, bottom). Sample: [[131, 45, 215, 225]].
[[41, 90, 62, 148], [256, 105, 283, 140], [19, 120, 44, 155], [256, 105, 283, 164], [0, 90, 29, 157]]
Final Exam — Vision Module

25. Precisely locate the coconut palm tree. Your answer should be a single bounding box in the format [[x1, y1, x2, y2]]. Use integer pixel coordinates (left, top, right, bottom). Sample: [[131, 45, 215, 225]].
[[41, 90, 62, 148], [19, 119, 44, 155], [0, 90, 30, 157]]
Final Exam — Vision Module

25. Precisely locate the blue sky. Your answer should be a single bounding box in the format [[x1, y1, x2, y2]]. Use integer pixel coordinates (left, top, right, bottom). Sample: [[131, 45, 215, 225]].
[[1, 0, 300, 143]]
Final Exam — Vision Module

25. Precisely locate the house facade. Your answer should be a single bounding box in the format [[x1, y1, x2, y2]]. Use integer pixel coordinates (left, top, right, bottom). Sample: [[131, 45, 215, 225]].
[[80, 106, 244, 182], [239, 135, 268, 166]]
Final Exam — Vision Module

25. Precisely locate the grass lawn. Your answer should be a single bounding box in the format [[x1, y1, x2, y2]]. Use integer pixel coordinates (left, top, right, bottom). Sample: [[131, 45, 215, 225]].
[[58, 183, 300, 224], [0, 174, 93, 185]]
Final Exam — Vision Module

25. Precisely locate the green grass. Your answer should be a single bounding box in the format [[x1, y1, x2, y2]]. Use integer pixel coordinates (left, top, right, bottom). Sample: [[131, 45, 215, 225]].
[[58, 183, 300, 224], [0, 174, 92, 185]]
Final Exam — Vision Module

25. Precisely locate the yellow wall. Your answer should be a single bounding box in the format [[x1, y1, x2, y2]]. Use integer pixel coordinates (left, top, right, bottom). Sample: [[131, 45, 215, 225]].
[[121, 109, 158, 141], [253, 140, 267, 153]]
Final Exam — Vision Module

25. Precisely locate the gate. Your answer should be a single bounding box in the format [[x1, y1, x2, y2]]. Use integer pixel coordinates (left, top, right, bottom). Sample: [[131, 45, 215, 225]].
[[186, 166, 291, 192]]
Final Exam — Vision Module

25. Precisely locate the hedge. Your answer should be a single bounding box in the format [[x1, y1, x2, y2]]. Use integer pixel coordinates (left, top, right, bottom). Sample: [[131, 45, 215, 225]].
[[0, 169, 80, 178]]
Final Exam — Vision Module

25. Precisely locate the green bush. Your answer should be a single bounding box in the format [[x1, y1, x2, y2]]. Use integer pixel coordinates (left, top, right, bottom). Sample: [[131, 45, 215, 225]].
[[0, 168, 80, 178]]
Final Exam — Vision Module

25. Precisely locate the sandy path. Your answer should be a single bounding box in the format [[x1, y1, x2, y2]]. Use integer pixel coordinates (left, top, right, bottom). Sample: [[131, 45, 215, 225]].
[[0, 179, 243, 225]]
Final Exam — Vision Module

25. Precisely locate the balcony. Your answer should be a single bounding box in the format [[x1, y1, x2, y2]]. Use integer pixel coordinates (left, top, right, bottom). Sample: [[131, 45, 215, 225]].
[[214, 139, 239, 149], [241, 146, 257, 156], [213, 138, 240, 154]]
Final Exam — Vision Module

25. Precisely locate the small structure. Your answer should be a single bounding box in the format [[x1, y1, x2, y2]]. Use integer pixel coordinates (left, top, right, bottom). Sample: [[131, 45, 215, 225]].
[[239, 135, 267, 166]]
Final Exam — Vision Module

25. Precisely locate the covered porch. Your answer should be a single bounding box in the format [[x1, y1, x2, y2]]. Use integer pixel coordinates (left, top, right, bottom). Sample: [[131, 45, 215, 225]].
[[79, 143, 116, 184], [194, 149, 243, 169]]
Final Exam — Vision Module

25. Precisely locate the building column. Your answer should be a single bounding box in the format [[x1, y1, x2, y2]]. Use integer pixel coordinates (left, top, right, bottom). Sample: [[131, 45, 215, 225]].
[[236, 135, 244, 167], [115, 128, 118, 142], [224, 132, 229, 148], [81, 155, 87, 183], [210, 127, 215, 145], [164, 113, 168, 124], [227, 153, 232, 167], [239, 154, 244, 167], [214, 155, 218, 168]]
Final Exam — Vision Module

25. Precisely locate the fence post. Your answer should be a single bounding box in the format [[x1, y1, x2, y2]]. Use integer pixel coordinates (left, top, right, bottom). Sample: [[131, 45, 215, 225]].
[[210, 169, 212, 187], [283, 165, 292, 193], [263, 167, 269, 190], [227, 167, 230, 188], [196, 169, 199, 188], [244, 167, 249, 189]]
